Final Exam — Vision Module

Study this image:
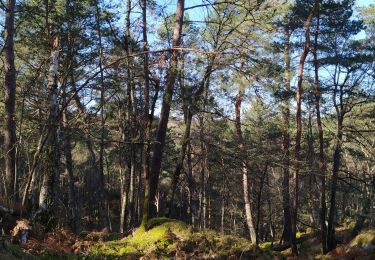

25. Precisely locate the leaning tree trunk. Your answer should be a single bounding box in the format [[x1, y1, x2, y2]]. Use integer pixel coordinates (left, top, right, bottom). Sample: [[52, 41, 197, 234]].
[[291, 4, 316, 255], [235, 90, 257, 243], [143, 0, 185, 223], [3, 0, 17, 201]]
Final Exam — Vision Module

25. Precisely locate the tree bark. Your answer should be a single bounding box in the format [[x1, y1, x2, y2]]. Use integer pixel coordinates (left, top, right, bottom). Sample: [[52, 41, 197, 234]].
[[281, 25, 292, 245], [291, 4, 316, 255], [95, 0, 110, 229], [312, 8, 328, 254], [327, 117, 343, 251], [62, 89, 78, 232], [140, 0, 150, 227], [124, 0, 137, 229], [3, 0, 17, 201], [169, 109, 192, 216], [35, 34, 61, 221], [144, 0, 185, 222], [235, 90, 257, 243]]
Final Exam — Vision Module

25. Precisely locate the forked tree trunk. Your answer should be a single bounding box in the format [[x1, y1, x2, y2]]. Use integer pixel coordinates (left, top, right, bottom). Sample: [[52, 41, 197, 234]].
[[144, 0, 185, 223], [235, 90, 257, 243], [3, 0, 17, 201]]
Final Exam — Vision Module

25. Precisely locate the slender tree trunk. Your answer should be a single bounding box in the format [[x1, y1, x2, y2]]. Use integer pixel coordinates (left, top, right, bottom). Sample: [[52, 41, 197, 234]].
[[352, 171, 373, 236], [62, 89, 78, 232], [235, 90, 257, 243], [281, 25, 292, 245], [140, 0, 151, 227], [312, 9, 328, 253], [187, 142, 195, 227], [256, 165, 268, 244], [291, 5, 316, 255], [144, 0, 185, 222], [123, 0, 137, 229], [327, 118, 343, 251], [220, 152, 226, 234], [169, 110, 192, 215], [3, 0, 17, 201], [198, 141, 205, 230], [94, 0, 109, 229]]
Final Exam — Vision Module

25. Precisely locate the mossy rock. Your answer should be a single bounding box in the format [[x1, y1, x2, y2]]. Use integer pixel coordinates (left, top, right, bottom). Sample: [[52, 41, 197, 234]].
[[350, 230, 375, 252]]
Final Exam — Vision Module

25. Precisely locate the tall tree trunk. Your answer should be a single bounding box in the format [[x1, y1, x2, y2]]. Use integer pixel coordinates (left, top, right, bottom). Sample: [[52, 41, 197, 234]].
[[3, 0, 17, 201], [35, 34, 61, 221], [281, 25, 292, 245], [235, 90, 257, 243], [144, 0, 185, 222], [291, 4, 316, 255], [95, 0, 109, 229], [140, 0, 151, 226], [312, 9, 328, 254], [123, 0, 137, 229]]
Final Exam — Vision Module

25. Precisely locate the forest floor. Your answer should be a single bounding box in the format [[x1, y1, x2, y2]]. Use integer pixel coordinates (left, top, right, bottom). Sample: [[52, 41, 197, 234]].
[[1, 218, 375, 259]]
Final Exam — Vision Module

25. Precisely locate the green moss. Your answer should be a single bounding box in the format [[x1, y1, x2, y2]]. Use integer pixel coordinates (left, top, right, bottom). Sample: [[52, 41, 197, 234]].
[[181, 229, 255, 258], [88, 218, 191, 258], [78, 231, 88, 238], [259, 241, 274, 249], [87, 218, 276, 259], [347, 221, 357, 230], [118, 245, 138, 255], [350, 230, 375, 249], [89, 241, 124, 258], [146, 217, 173, 229]]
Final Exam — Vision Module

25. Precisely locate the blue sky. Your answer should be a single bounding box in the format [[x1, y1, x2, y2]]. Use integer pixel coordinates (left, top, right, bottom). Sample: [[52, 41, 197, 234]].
[[357, 0, 373, 7]]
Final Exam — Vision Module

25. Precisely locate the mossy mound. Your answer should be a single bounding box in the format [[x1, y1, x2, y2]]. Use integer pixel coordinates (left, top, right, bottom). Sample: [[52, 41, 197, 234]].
[[88, 218, 191, 258], [88, 218, 269, 259], [350, 230, 375, 252], [178, 229, 257, 258]]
